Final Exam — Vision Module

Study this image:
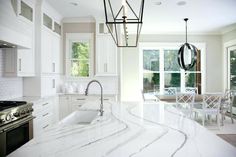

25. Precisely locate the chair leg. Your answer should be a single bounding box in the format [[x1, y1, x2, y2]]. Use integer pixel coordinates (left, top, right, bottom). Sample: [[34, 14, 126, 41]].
[[230, 107, 234, 124], [221, 112, 224, 126], [202, 114, 205, 126], [217, 114, 220, 129]]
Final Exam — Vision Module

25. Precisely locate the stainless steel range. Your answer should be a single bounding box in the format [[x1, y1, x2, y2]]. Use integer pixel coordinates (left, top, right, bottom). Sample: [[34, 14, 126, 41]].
[[0, 101, 34, 157]]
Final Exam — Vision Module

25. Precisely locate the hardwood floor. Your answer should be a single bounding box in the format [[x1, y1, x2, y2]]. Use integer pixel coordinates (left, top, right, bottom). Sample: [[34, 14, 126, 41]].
[[217, 134, 236, 147]]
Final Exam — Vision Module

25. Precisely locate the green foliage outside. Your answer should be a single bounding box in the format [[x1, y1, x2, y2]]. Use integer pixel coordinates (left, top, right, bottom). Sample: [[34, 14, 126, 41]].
[[164, 50, 180, 71], [230, 51, 236, 89], [143, 50, 159, 71], [169, 73, 180, 87], [71, 42, 89, 77], [186, 73, 195, 87]]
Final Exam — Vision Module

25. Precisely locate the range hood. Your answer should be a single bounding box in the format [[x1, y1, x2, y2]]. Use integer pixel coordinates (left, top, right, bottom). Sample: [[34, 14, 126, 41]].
[[0, 26, 32, 49], [0, 40, 17, 48]]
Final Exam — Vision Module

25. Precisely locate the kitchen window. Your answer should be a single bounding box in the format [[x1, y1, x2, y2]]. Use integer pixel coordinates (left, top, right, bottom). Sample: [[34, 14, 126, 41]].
[[141, 43, 205, 94], [66, 33, 94, 78]]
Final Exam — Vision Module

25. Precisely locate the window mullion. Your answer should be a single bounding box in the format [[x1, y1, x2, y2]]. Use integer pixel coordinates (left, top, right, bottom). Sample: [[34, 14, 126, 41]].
[[160, 47, 164, 94]]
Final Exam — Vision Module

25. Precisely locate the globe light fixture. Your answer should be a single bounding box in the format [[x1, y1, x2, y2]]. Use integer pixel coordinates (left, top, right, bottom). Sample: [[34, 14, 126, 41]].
[[178, 18, 198, 71]]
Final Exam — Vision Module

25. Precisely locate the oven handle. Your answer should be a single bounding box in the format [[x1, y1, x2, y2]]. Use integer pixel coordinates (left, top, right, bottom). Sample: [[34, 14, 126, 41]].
[[1, 116, 35, 132]]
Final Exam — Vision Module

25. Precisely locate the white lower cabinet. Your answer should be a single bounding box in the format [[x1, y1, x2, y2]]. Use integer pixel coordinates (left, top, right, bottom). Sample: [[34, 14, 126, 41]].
[[33, 97, 58, 137]]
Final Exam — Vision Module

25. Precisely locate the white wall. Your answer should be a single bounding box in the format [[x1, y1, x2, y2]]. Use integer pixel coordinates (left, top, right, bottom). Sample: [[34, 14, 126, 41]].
[[121, 34, 223, 101], [0, 50, 23, 100], [222, 29, 236, 43]]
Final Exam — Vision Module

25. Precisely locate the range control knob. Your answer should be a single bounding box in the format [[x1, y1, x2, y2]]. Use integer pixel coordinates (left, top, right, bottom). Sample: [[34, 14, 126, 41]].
[[5, 114, 12, 121], [13, 112, 20, 117], [20, 110, 26, 115], [26, 108, 30, 113]]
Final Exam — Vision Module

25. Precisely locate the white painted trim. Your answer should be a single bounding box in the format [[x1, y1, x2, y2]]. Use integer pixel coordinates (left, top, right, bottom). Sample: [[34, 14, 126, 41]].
[[223, 39, 236, 90], [65, 33, 94, 79], [62, 17, 96, 23]]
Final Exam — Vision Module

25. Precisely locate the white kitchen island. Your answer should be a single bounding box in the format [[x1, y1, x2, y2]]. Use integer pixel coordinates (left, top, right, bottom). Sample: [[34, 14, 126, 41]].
[[8, 101, 236, 157]]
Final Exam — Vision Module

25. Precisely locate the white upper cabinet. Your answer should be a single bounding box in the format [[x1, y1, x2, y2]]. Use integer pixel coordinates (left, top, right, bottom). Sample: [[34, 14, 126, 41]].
[[41, 13, 62, 74], [4, 48, 35, 77], [2, 0, 35, 77], [41, 29, 53, 74], [96, 22, 117, 76]]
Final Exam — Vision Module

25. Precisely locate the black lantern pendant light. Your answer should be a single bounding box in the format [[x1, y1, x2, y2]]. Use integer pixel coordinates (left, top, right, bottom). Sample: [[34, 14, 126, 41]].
[[103, 0, 145, 47], [178, 18, 198, 71]]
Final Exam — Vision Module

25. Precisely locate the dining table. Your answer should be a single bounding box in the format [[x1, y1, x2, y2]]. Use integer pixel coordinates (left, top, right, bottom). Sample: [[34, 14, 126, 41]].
[[157, 94, 204, 103]]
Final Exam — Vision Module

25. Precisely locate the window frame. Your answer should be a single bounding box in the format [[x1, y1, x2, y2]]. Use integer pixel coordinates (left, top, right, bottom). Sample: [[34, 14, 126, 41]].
[[139, 42, 206, 94], [65, 33, 94, 79]]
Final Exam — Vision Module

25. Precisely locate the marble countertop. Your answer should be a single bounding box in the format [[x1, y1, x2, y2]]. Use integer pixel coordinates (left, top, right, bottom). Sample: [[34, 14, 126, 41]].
[[8, 101, 236, 157], [9, 96, 43, 103]]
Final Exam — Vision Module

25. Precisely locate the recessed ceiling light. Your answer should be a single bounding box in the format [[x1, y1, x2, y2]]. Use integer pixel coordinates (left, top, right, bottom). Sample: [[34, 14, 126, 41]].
[[177, 1, 186, 6], [154, 1, 162, 5], [70, 2, 78, 6]]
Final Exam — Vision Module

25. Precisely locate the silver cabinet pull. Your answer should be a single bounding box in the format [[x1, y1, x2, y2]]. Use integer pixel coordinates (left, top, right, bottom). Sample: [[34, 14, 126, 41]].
[[42, 103, 48, 106], [19, 58, 22, 71], [76, 98, 86, 100], [43, 113, 49, 117], [104, 63, 108, 72], [52, 62, 55, 72], [52, 79, 55, 88], [43, 124, 49, 129]]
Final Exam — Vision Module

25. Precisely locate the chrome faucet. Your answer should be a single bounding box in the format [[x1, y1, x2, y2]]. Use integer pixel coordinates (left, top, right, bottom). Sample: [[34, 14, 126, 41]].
[[85, 80, 104, 116]]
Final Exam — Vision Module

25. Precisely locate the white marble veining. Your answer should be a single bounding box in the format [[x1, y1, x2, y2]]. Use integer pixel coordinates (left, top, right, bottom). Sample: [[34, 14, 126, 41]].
[[8, 101, 236, 157]]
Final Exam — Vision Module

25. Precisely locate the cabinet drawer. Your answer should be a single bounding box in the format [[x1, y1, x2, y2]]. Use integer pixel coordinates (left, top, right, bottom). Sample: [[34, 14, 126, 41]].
[[71, 96, 87, 102], [71, 103, 83, 111], [34, 109, 53, 121], [33, 116, 52, 135], [33, 99, 53, 113]]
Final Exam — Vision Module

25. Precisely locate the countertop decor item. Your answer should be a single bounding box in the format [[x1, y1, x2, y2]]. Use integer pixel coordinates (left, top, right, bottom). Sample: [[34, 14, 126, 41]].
[[103, 0, 145, 47], [178, 18, 198, 71]]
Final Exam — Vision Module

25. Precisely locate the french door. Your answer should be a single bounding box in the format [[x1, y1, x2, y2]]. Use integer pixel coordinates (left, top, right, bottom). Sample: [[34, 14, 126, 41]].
[[227, 45, 236, 115], [228, 45, 236, 90]]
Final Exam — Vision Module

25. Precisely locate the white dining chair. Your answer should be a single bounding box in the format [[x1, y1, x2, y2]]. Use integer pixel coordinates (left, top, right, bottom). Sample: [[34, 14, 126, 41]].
[[176, 93, 195, 118], [193, 93, 222, 128], [185, 87, 198, 94], [221, 89, 236, 125], [141, 90, 157, 102], [164, 87, 177, 95]]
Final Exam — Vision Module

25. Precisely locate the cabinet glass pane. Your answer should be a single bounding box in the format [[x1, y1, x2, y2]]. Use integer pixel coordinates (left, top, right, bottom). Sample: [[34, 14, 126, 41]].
[[143, 50, 159, 71], [230, 49, 236, 90], [43, 13, 52, 29], [54, 22, 61, 35], [20, 1, 33, 21], [164, 50, 180, 71]]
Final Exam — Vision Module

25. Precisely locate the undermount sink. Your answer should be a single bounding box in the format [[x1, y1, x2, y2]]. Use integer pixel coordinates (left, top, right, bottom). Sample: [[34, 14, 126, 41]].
[[60, 110, 99, 125]]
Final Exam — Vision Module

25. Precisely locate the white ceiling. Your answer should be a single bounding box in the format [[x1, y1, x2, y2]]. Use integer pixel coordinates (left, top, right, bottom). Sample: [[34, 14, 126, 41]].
[[46, 0, 236, 34]]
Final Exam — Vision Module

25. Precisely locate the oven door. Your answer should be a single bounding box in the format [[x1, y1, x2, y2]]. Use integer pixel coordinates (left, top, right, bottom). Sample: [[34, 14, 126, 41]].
[[0, 116, 34, 157]]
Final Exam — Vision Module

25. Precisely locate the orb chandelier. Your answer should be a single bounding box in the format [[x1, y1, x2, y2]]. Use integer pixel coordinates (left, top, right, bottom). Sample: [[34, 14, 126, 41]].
[[103, 0, 145, 47], [178, 18, 198, 71]]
